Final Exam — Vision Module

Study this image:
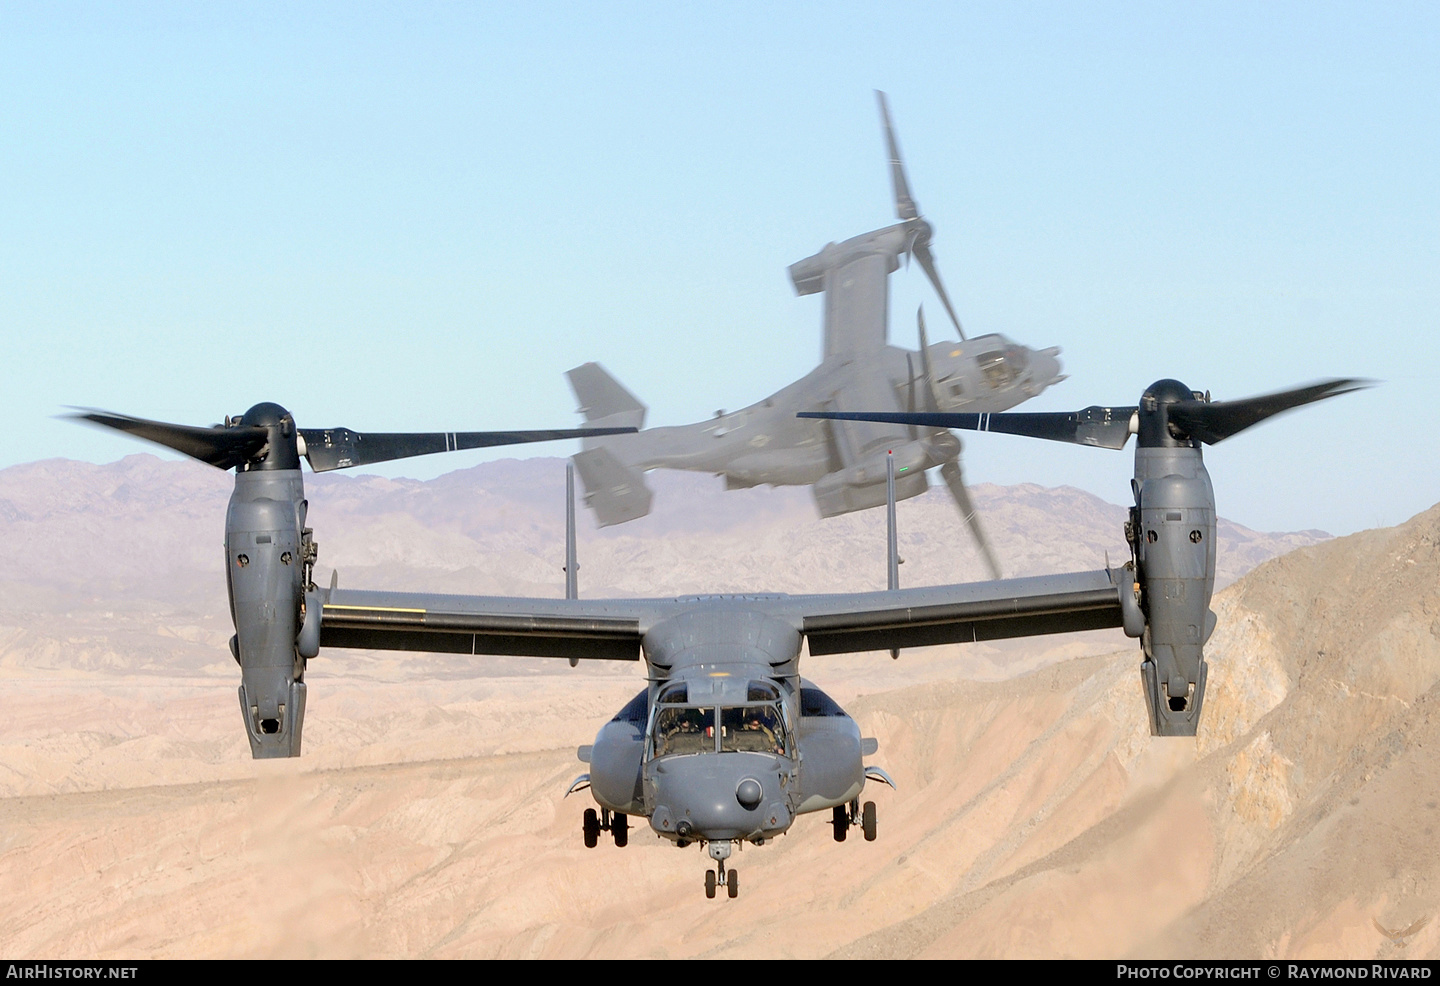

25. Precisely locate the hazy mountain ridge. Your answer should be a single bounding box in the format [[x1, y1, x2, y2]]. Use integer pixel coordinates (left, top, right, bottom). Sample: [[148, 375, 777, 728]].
[[0, 451, 1324, 602]]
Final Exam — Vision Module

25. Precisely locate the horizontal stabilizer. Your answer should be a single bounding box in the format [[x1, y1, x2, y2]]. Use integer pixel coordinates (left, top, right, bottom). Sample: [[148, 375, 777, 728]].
[[567, 363, 647, 430], [573, 446, 653, 526]]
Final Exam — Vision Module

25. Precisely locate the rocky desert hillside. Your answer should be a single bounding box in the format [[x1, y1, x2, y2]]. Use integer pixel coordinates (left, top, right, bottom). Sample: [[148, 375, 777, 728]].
[[826, 502, 1440, 959], [6, 454, 1426, 959]]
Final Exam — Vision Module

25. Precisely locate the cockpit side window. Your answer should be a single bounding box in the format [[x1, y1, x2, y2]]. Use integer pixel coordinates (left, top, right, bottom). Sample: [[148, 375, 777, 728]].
[[611, 689, 648, 723], [799, 687, 846, 717], [977, 348, 1028, 389]]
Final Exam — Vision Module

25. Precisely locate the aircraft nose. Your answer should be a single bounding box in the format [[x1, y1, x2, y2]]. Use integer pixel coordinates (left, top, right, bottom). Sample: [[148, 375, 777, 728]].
[[648, 755, 791, 841], [1028, 348, 1064, 389]]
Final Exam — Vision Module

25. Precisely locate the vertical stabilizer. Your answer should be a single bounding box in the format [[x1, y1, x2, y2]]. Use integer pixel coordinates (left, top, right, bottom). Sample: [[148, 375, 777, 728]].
[[572, 446, 654, 526], [567, 363, 647, 434]]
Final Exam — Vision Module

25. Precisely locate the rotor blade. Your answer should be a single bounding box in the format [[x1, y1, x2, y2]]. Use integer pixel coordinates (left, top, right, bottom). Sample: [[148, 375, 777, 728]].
[[915, 306, 942, 413], [913, 241, 966, 341], [876, 91, 918, 221], [799, 406, 1137, 450], [68, 408, 269, 470], [940, 459, 1001, 580], [1166, 378, 1370, 445], [298, 425, 637, 472]]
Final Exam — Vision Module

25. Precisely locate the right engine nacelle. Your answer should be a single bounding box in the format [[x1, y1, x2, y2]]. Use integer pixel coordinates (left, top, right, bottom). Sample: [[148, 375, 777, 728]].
[[1131, 446, 1217, 737]]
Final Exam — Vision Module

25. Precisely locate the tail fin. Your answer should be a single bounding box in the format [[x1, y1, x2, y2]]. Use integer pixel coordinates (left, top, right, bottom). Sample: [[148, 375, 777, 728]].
[[567, 363, 646, 432], [573, 446, 653, 526]]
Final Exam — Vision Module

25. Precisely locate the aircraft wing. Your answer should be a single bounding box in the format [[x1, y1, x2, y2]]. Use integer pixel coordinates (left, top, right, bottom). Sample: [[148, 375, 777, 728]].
[[321, 568, 1126, 663], [786, 569, 1127, 655], [320, 589, 653, 662], [821, 253, 892, 359]]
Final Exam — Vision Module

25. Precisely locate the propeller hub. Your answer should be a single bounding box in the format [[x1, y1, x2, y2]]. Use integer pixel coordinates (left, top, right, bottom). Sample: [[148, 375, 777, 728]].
[[238, 402, 293, 430], [1138, 379, 1198, 449], [237, 402, 301, 471], [905, 218, 932, 250]]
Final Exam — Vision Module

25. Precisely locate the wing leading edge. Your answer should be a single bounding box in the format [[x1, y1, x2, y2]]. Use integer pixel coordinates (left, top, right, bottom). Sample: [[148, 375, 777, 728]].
[[320, 590, 647, 662], [789, 569, 1126, 655]]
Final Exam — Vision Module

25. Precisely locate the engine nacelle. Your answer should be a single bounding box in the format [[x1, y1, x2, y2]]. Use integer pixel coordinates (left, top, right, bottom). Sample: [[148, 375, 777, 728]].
[[1130, 395, 1218, 737], [226, 467, 310, 758], [788, 226, 908, 297], [813, 458, 928, 518], [788, 242, 842, 296]]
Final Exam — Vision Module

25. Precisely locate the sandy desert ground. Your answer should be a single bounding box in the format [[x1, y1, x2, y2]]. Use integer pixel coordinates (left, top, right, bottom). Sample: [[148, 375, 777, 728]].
[[1, 456, 1433, 958]]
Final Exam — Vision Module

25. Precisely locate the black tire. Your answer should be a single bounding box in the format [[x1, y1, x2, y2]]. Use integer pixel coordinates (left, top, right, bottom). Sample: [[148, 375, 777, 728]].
[[727, 868, 739, 899], [583, 808, 599, 849], [832, 805, 848, 842], [705, 870, 716, 899], [862, 801, 877, 842], [613, 812, 629, 848]]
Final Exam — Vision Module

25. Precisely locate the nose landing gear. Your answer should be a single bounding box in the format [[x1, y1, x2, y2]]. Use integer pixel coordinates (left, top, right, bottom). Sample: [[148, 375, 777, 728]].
[[704, 841, 739, 899], [581, 807, 629, 848], [831, 799, 878, 842]]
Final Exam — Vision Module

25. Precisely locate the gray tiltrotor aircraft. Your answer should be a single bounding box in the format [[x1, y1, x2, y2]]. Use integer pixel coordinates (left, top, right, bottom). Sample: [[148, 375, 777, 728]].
[[75, 375, 1361, 898], [800, 376, 1367, 736], [568, 93, 1064, 578]]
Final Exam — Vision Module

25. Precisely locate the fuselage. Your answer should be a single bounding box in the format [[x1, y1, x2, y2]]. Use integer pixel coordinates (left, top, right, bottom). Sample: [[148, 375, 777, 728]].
[[590, 334, 1063, 486], [583, 602, 866, 846]]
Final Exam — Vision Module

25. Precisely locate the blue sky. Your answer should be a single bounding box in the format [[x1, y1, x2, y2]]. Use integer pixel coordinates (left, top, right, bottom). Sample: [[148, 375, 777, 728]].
[[2, 1, 1435, 536]]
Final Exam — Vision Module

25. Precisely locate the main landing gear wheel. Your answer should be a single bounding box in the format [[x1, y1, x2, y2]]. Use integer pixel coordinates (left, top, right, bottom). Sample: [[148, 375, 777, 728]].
[[834, 800, 879, 843], [582, 807, 628, 848]]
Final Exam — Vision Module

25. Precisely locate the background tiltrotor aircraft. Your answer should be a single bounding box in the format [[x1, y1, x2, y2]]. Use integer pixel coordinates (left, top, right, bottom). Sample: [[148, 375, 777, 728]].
[[567, 93, 1064, 578], [800, 375, 1368, 736]]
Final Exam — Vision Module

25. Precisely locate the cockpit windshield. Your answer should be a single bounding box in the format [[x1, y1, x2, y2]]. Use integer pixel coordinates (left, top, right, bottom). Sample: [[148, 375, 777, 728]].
[[649, 701, 789, 758], [652, 706, 715, 757], [977, 346, 1029, 389], [720, 704, 786, 755]]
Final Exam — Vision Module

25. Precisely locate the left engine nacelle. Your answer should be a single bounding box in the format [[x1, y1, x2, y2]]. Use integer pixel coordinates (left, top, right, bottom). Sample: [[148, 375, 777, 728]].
[[226, 468, 313, 758]]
